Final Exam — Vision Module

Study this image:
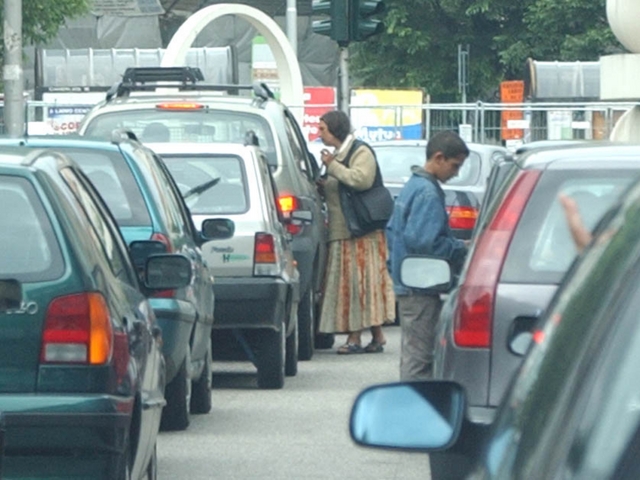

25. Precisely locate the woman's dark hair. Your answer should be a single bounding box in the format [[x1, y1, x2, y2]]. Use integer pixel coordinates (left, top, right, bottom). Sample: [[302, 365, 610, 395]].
[[320, 110, 351, 142], [426, 131, 470, 160]]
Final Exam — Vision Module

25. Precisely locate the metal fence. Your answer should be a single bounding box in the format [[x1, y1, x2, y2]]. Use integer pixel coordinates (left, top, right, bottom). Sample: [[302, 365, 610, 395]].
[[0, 100, 638, 146], [348, 101, 640, 146]]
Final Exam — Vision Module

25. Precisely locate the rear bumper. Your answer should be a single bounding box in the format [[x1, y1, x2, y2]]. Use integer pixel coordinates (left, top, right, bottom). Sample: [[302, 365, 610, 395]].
[[0, 394, 134, 454], [213, 277, 289, 330]]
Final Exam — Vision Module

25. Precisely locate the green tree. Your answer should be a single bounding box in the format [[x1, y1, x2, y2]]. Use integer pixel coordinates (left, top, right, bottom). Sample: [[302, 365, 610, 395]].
[[350, 0, 621, 101], [0, 0, 89, 53]]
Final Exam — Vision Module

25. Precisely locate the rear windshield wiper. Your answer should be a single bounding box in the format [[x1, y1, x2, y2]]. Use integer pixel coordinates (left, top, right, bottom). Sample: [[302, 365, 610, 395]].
[[183, 177, 221, 200]]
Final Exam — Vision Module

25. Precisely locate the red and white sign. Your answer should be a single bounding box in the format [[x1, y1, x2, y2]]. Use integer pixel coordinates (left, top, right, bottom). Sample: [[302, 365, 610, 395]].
[[302, 87, 336, 141]]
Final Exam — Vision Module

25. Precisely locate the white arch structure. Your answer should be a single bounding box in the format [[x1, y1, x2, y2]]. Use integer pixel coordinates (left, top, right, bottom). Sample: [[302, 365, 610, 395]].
[[161, 4, 304, 123]]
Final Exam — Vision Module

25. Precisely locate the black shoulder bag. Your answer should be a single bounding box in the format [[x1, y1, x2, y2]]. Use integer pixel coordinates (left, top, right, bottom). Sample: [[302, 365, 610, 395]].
[[338, 139, 394, 238]]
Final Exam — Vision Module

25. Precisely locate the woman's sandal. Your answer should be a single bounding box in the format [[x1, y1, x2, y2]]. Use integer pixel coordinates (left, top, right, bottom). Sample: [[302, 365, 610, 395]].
[[364, 340, 386, 353], [337, 342, 365, 354]]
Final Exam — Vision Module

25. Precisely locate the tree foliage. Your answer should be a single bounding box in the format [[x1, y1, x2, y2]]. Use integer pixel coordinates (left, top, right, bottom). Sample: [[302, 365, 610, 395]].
[[350, 0, 622, 101], [0, 0, 89, 48]]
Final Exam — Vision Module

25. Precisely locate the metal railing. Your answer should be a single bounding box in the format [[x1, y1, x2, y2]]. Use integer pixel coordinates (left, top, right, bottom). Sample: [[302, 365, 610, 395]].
[[0, 99, 637, 144]]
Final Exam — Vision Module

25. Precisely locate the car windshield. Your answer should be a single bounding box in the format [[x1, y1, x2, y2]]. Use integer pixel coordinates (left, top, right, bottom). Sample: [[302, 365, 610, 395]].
[[501, 170, 638, 284], [161, 154, 248, 215], [83, 109, 277, 163], [0, 176, 64, 282], [60, 148, 152, 227], [373, 145, 481, 186]]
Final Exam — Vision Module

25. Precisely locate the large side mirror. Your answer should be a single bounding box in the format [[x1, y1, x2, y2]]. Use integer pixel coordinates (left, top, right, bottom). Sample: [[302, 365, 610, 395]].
[[201, 218, 235, 240], [145, 255, 192, 290], [129, 240, 167, 270], [0, 279, 22, 311], [350, 381, 466, 451], [400, 256, 452, 293]]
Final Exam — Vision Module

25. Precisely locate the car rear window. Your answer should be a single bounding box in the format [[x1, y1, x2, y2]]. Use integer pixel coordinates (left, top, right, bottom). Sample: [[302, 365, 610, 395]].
[[61, 149, 151, 227], [161, 154, 248, 215], [501, 169, 638, 284], [0, 176, 64, 282], [373, 145, 481, 186], [83, 109, 276, 158]]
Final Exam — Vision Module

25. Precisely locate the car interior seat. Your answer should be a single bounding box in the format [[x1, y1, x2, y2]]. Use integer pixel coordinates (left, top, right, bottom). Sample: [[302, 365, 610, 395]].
[[142, 122, 171, 142]]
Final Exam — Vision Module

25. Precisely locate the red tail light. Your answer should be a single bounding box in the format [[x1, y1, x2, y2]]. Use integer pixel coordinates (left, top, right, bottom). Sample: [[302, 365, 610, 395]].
[[447, 205, 479, 230], [453, 170, 541, 348], [156, 103, 204, 110], [150, 232, 176, 298], [41, 293, 113, 364], [278, 195, 303, 235], [151, 232, 173, 253], [254, 233, 276, 264]]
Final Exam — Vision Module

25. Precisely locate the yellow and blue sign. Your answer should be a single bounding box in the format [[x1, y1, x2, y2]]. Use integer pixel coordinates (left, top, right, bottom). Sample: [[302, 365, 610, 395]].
[[350, 89, 424, 141]]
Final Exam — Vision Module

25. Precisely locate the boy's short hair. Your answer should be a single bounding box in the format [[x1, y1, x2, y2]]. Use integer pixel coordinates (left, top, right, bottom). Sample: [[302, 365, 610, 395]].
[[426, 131, 470, 160]]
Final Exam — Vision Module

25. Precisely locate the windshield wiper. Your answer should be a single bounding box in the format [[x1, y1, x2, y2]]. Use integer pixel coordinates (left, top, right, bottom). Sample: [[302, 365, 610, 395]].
[[183, 177, 221, 200]]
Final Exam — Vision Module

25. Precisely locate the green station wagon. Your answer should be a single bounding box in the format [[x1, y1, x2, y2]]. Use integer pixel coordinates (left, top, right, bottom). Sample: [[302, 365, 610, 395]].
[[0, 147, 191, 479]]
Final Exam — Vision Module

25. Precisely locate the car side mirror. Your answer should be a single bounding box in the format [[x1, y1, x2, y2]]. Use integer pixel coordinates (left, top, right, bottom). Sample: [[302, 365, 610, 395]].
[[129, 240, 167, 270], [350, 381, 466, 451], [400, 256, 452, 293], [145, 254, 192, 290], [0, 279, 22, 311], [201, 218, 235, 240]]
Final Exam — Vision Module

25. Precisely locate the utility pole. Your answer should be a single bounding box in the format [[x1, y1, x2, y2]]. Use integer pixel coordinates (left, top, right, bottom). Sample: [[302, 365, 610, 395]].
[[338, 47, 349, 114], [286, 0, 297, 55], [3, 0, 24, 137], [458, 44, 470, 125]]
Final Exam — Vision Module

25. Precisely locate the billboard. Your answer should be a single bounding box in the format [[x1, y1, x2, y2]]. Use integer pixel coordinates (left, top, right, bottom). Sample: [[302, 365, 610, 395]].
[[302, 87, 336, 141], [39, 90, 106, 134], [500, 80, 526, 142], [350, 89, 424, 142]]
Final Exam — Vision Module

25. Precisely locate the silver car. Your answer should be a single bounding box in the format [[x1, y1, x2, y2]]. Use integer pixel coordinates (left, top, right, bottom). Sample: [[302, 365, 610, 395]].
[[148, 141, 305, 389], [430, 143, 640, 479]]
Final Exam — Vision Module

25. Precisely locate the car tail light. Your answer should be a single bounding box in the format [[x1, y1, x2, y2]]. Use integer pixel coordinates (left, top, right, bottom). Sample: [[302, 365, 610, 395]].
[[447, 205, 478, 231], [150, 232, 176, 298], [254, 232, 279, 276], [453, 170, 541, 348], [278, 195, 303, 235], [156, 103, 205, 110], [41, 292, 113, 364]]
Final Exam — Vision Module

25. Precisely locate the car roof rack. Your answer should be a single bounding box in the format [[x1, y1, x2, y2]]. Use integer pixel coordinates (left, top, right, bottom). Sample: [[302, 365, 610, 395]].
[[105, 66, 277, 103]]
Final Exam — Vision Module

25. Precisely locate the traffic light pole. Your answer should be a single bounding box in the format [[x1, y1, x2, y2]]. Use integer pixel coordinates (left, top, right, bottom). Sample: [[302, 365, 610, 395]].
[[3, 0, 24, 137], [338, 46, 349, 114]]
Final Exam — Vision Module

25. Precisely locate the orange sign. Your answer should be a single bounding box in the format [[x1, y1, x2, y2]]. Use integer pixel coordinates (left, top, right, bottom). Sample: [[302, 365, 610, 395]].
[[500, 80, 525, 140]]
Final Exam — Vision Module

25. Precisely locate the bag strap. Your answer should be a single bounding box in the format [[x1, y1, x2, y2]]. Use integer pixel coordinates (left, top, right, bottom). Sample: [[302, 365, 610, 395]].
[[343, 139, 384, 188]]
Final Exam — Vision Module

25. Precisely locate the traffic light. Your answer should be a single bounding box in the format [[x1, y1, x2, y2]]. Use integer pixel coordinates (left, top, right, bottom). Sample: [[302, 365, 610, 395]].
[[312, 0, 350, 46], [350, 0, 385, 42]]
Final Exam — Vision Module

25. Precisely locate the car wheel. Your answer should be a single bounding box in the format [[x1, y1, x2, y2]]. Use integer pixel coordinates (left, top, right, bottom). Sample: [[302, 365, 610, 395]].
[[285, 316, 298, 377], [145, 444, 158, 480], [257, 324, 285, 389], [297, 288, 315, 361], [314, 332, 335, 350], [160, 350, 191, 431], [190, 341, 213, 414]]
